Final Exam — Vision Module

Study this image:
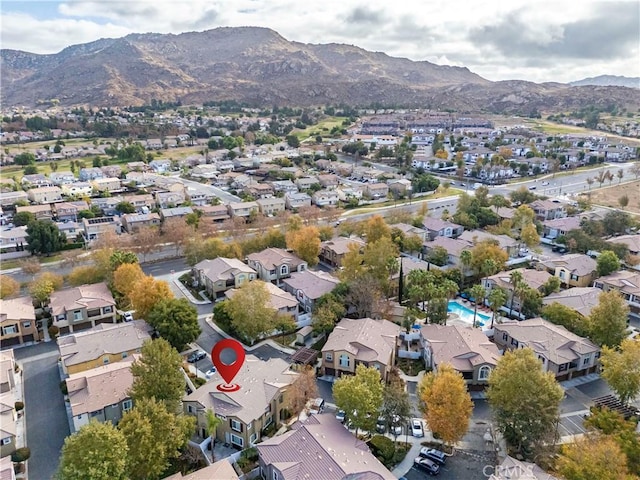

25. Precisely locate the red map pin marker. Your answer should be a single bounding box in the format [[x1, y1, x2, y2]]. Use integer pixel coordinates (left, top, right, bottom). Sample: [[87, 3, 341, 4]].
[[211, 339, 245, 392]]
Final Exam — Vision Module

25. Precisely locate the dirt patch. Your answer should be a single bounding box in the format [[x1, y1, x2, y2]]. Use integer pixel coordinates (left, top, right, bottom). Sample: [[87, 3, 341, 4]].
[[586, 179, 640, 215]]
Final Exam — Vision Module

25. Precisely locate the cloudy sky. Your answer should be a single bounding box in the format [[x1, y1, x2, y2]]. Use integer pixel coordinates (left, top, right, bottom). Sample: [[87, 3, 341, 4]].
[[2, 0, 639, 83]]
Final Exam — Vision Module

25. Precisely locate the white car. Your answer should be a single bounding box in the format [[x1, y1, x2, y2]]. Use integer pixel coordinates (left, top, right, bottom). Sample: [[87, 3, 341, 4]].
[[205, 366, 217, 379], [541, 181, 550, 186], [412, 419, 424, 437], [122, 311, 135, 322]]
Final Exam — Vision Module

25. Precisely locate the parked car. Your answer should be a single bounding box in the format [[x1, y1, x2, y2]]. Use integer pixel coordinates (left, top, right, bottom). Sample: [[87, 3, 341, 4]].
[[419, 448, 447, 465], [541, 181, 550, 186], [391, 415, 403, 436], [375, 417, 386, 434], [205, 366, 217, 379], [412, 419, 424, 437], [528, 185, 537, 190], [308, 398, 325, 415], [187, 350, 207, 363], [414, 457, 440, 475], [336, 410, 346, 423], [122, 311, 134, 322]]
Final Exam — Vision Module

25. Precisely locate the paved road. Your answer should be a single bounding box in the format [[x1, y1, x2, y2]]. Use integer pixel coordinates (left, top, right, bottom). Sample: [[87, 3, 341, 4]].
[[14, 342, 69, 480]]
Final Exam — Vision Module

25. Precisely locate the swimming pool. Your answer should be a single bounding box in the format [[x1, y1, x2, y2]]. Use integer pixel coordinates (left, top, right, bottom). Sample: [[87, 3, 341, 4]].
[[447, 300, 491, 327]]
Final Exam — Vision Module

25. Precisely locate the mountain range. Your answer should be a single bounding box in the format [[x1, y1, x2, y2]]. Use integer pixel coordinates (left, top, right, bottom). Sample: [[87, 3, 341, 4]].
[[2, 26, 639, 112]]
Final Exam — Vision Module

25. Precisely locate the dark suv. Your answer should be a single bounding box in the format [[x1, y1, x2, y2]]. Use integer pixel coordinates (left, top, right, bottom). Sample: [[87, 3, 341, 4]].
[[414, 457, 440, 476], [187, 350, 206, 363]]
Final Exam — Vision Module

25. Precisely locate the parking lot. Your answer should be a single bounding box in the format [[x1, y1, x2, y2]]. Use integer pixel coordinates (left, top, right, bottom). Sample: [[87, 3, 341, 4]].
[[400, 450, 495, 480]]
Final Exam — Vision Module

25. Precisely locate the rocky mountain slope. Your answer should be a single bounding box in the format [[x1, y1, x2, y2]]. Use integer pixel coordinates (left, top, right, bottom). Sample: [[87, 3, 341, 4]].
[[569, 75, 639, 89], [2, 26, 639, 113]]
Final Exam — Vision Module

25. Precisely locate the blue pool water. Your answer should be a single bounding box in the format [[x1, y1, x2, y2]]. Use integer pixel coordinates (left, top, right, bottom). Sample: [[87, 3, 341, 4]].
[[447, 300, 491, 327]]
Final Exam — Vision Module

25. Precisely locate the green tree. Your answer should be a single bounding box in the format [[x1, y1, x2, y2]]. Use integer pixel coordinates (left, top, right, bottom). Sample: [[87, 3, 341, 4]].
[[381, 377, 411, 443], [556, 435, 630, 480], [115, 201, 135, 214], [26, 220, 67, 255], [129, 339, 186, 413], [119, 398, 195, 480], [487, 287, 507, 328], [418, 363, 473, 448], [225, 281, 276, 344], [12, 211, 35, 227], [109, 249, 139, 271], [487, 348, 564, 458], [600, 339, 640, 405], [13, 152, 36, 165], [425, 246, 449, 266], [286, 135, 300, 148], [147, 298, 201, 351], [588, 290, 629, 348], [541, 302, 589, 337], [541, 276, 561, 296], [333, 365, 384, 435], [312, 293, 345, 334], [469, 284, 486, 328], [596, 250, 621, 276], [205, 408, 223, 460], [57, 421, 128, 480]]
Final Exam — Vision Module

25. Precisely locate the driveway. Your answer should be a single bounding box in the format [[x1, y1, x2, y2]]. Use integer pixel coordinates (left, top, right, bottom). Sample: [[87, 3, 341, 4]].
[[400, 449, 495, 480], [14, 342, 70, 480]]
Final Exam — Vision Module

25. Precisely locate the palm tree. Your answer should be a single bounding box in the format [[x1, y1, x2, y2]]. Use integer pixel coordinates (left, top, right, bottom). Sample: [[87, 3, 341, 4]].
[[205, 408, 222, 462], [469, 284, 487, 328], [507, 270, 524, 318], [487, 287, 507, 329], [459, 250, 473, 288], [490, 194, 508, 216]]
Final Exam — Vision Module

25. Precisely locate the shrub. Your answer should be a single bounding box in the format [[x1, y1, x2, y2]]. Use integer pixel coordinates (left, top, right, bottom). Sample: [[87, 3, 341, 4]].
[[48, 325, 60, 338], [193, 377, 206, 388], [60, 380, 68, 395], [14, 401, 24, 412], [236, 447, 259, 473], [368, 435, 395, 466], [11, 447, 31, 463]]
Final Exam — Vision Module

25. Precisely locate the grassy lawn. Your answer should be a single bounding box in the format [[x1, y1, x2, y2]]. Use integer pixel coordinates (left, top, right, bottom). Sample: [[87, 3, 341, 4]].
[[587, 179, 640, 215], [272, 333, 297, 347], [294, 116, 348, 141]]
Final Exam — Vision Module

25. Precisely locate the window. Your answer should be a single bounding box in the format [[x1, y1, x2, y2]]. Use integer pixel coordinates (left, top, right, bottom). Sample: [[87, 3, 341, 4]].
[[2, 325, 17, 335], [570, 274, 578, 281], [478, 366, 491, 381], [559, 271, 566, 279], [73, 310, 83, 321], [559, 364, 568, 372], [280, 265, 288, 275], [103, 357, 109, 365], [122, 352, 128, 359], [187, 405, 194, 413], [231, 419, 242, 432], [230, 434, 243, 447], [90, 410, 101, 417], [1, 437, 11, 446], [502, 332, 508, 341], [103, 306, 113, 314], [510, 338, 519, 347], [339, 354, 350, 367], [325, 353, 333, 362], [250, 433, 258, 445], [246, 422, 253, 431], [22, 322, 31, 329], [273, 470, 279, 480], [583, 357, 590, 365], [264, 416, 273, 428], [122, 399, 133, 411]]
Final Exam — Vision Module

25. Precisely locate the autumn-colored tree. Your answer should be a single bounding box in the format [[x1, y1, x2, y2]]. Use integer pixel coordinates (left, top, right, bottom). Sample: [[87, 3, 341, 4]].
[[225, 281, 276, 344], [128, 276, 174, 319], [132, 226, 159, 262], [600, 338, 640, 405], [0, 275, 19, 299], [287, 366, 318, 419], [588, 290, 629, 348], [286, 225, 321, 266], [162, 218, 193, 256], [112, 263, 146, 298], [184, 237, 239, 266], [364, 215, 391, 244], [19, 257, 41, 276], [418, 363, 473, 448], [29, 272, 64, 306], [520, 223, 540, 249], [33, 271, 64, 291], [345, 273, 389, 319], [469, 240, 509, 275], [487, 348, 564, 458], [67, 266, 105, 287], [556, 435, 630, 480]]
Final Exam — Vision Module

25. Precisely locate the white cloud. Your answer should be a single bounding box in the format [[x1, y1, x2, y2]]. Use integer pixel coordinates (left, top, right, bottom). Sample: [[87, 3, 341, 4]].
[[1, 0, 638, 83]]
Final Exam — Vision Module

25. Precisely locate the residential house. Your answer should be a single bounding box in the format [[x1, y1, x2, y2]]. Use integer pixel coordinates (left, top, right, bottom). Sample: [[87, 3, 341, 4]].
[[57, 221, 82, 241], [422, 217, 464, 240], [54, 201, 88, 222], [542, 216, 582, 240], [529, 200, 567, 221], [494, 318, 600, 381], [0, 392, 16, 458], [100, 165, 122, 178], [423, 236, 473, 270], [0, 226, 28, 254], [321, 318, 401, 381], [91, 177, 122, 194], [593, 270, 640, 318], [161, 460, 239, 480], [122, 194, 154, 212], [608, 234, 640, 256], [0, 191, 28, 207], [82, 216, 121, 242], [195, 204, 230, 223], [149, 159, 172, 173], [185, 187, 214, 206], [0, 456, 15, 480], [536, 254, 597, 288], [319, 237, 366, 268], [183, 356, 299, 449], [364, 183, 389, 199], [225, 281, 299, 320], [121, 212, 161, 233], [257, 197, 286, 217], [78, 167, 104, 181], [257, 414, 395, 480], [0, 350, 16, 394], [388, 178, 412, 195], [335, 186, 364, 203], [282, 270, 340, 313], [51, 172, 79, 186], [482, 268, 553, 317], [192, 258, 257, 299], [226, 201, 258, 219], [58, 321, 151, 375], [155, 191, 186, 208], [50, 282, 117, 334], [285, 192, 311, 210], [90, 196, 122, 216], [0, 296, 38, 348], [246, 183, 274, 199], [160, 207, 194, 220], [542, 287, 602, 318], [459, 230, 519, 258], [27, 186, 63, 204], [66, 356, 136, 433], [246, 248, 307, 285], [389, 223, 428, 243], [317, 174, 339, 189], [296, 176, 319, 191], [269, 180, 298, 194], [21, 173, 53, 188], [61, 182, 93, 197], [16, 204, 53, 220], [420, 324, 501, 390], [312, 189, 339, 207]]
